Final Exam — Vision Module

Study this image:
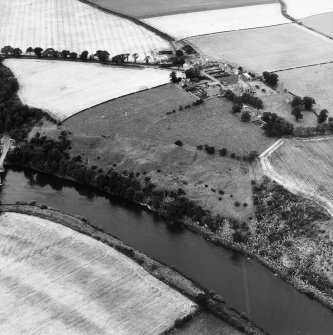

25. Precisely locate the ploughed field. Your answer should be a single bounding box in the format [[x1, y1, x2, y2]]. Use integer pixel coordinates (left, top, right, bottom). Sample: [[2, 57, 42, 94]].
[[275, 63, 333, 113], [261, 137, 333, 216], [0, 0, 170, 60], [87, 0, 277, 19], [302, 12, 333, 38], [0, 212, 196, 335], [5, 59, 172, 121], [186, 24, 333, 73], [142, 4, 289, 39], [283, 0, 333, 19]]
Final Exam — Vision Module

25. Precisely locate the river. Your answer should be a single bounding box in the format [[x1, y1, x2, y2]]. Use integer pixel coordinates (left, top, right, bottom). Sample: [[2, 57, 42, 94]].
[[1, 168, 333, 335]]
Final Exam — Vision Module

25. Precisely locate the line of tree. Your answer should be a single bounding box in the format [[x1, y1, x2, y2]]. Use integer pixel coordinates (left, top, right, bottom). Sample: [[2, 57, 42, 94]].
[[262, 71, 279, 87], [291, 95, 316, 121], [225, 89, 264, 109]]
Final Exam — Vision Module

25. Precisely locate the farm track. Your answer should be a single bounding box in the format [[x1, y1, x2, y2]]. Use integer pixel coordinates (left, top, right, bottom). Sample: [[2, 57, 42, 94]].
[[261, 137, 333, 216]]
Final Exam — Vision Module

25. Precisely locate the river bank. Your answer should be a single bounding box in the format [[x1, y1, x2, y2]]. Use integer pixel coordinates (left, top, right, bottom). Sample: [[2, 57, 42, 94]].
[[0, 204, 266, 335]]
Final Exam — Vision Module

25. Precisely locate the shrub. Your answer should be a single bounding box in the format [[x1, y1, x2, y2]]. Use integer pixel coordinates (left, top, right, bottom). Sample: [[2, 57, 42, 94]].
[[230, 153, 236, 158], [241, 111, 251, 122], [205, 145, 215, 155], [219, 148, 227, 156], [232, 103, 243, 114], [197, 145, 203, 150], [175, 140, 183, 146], [234, 201, 241, 207]]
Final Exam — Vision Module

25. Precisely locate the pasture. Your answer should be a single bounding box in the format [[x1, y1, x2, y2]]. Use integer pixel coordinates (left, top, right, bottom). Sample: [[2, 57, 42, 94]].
[[261, 137, 333, 216], [302, 12, 333, 38], [143, 4, 289, 39], [63, 85, 274, 156], [284, 0, 333, 19], [187, 24, 333, 73], [87, 0, 277, 19], [5, 59, 173, 120], [276, 63, 333, 113], [0, 0, 170, 60], [0, 212, 196, 334]]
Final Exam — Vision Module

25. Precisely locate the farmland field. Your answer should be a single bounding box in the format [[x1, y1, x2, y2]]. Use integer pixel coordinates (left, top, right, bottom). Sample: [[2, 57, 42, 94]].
[[284, 0, 333, 19], [302, 12, 333, 38], [0, 212, 196, 334], [143, 4, 289, 39], [186, 23, 333, 73], [0, 0, 171, 60], [261, 137, 333, 216], [87, 0, 277, 19], [5, 59, 173, 120], [276, 63, 333, 113]]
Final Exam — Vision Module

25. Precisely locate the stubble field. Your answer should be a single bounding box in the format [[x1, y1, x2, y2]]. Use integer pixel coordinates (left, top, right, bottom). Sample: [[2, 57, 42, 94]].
[[261, 137, 333, 216], [142, 4, 289, 39], [5, 59, 173, 120], [187, 24, 333, 73], [276, 63, 333, 113], [302, 12, 333, 39], [0, 0, 171, 60], [0, 212, 196, 335], [87, 0, 277, 19], [283, 0, 333, 19]]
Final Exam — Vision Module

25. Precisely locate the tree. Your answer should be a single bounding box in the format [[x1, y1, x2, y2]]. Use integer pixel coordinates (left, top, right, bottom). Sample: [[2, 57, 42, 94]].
[[12, 48, 22, 57], [132, 53, 139, 63], [60, 50, 70, 59], [262, 112, 294, 137], [33, 47, 43, 58], [42, 48, 55, 57], [241, 111, 251, 122], [232, 103, 242, 114], [79, 50, 89, 60], [0, 55, 4, 65], [1, 46, 13, 56], [291, 105, 303, 121], [69, 52, 77, 60], [291, 96, 303, 108], [144, 55, 151, 64], [51, 50, 59, 58], [97, 50, 110, 63], [26, 47, 33, 55], [125, 53, 130, 62], [318, 109, 329, 123], [262, 71, 278, 86], [176, 49, 184, 57], [170, 71, 178, 84], [303, 96, 316, 111]]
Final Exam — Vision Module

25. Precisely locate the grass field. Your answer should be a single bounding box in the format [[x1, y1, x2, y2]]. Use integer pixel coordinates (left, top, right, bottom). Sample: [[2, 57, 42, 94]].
[[143, 4, 289, 39], [63, 85, 274, 155], [302, 12, 333, 38], [0, 212, 196, 334], [0, 0, 171, 60], [5, 59, 173, 120], [261, 137, 333, 216], [284, 0, 333, 19], [173, 312, 243, 335], [187, 23, 333, 73], [87, 0, 277, 19], [276, 63, 333, 113]]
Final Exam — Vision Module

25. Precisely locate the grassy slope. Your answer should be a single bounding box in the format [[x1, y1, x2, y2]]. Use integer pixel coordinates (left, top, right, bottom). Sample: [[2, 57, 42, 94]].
[[302, 12, 333, 38], [0, 211, 196, 334]]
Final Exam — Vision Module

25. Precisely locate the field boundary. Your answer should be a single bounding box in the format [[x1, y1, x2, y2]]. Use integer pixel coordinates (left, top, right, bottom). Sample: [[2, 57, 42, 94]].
[[260, 137, 333, 216]]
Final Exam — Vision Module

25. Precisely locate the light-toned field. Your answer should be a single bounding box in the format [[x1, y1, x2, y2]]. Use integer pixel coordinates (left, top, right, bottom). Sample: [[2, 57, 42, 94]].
[[173, 312, 243, 335], [302, 12, 333, 39], [187, 23, 333, 73], [261, 137, 333, 216], [276, 63, 333, 113], [5, 59, 172, 120], [142, 4, 289, 39], [0, 0, 171, 60], [284, 0, 333, 19], [0, 212, 196, 335], [88, 0, 277, 19]]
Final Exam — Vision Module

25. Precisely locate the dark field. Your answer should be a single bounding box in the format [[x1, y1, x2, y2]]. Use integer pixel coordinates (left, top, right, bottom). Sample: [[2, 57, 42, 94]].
[[63, 84, 274, 156], [87, 0, 276, 19]]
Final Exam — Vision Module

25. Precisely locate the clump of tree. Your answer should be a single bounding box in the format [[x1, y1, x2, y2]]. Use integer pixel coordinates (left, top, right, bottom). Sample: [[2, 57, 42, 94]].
[[79, 50, 89, 60], [225, 89, 263, 109], [185, 67, 202, 80], [290, 95, 316, 121], [262, 71, 279, 86], [232, 103, 243, 114], [261, 112, 294, 137], [95, 50, 110, 63]]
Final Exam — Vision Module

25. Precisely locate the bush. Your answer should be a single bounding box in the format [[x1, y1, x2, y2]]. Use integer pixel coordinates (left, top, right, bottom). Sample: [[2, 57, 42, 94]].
[[175, 140, 183, 146], [232, 103, 242, 114], [219, 148, 227, 156], [230, 153, 236, 158], [241, 111, 251, 122], [197, 145, 203, 150], [205, 145, 215, 155], [234, 201, 241, 207]]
